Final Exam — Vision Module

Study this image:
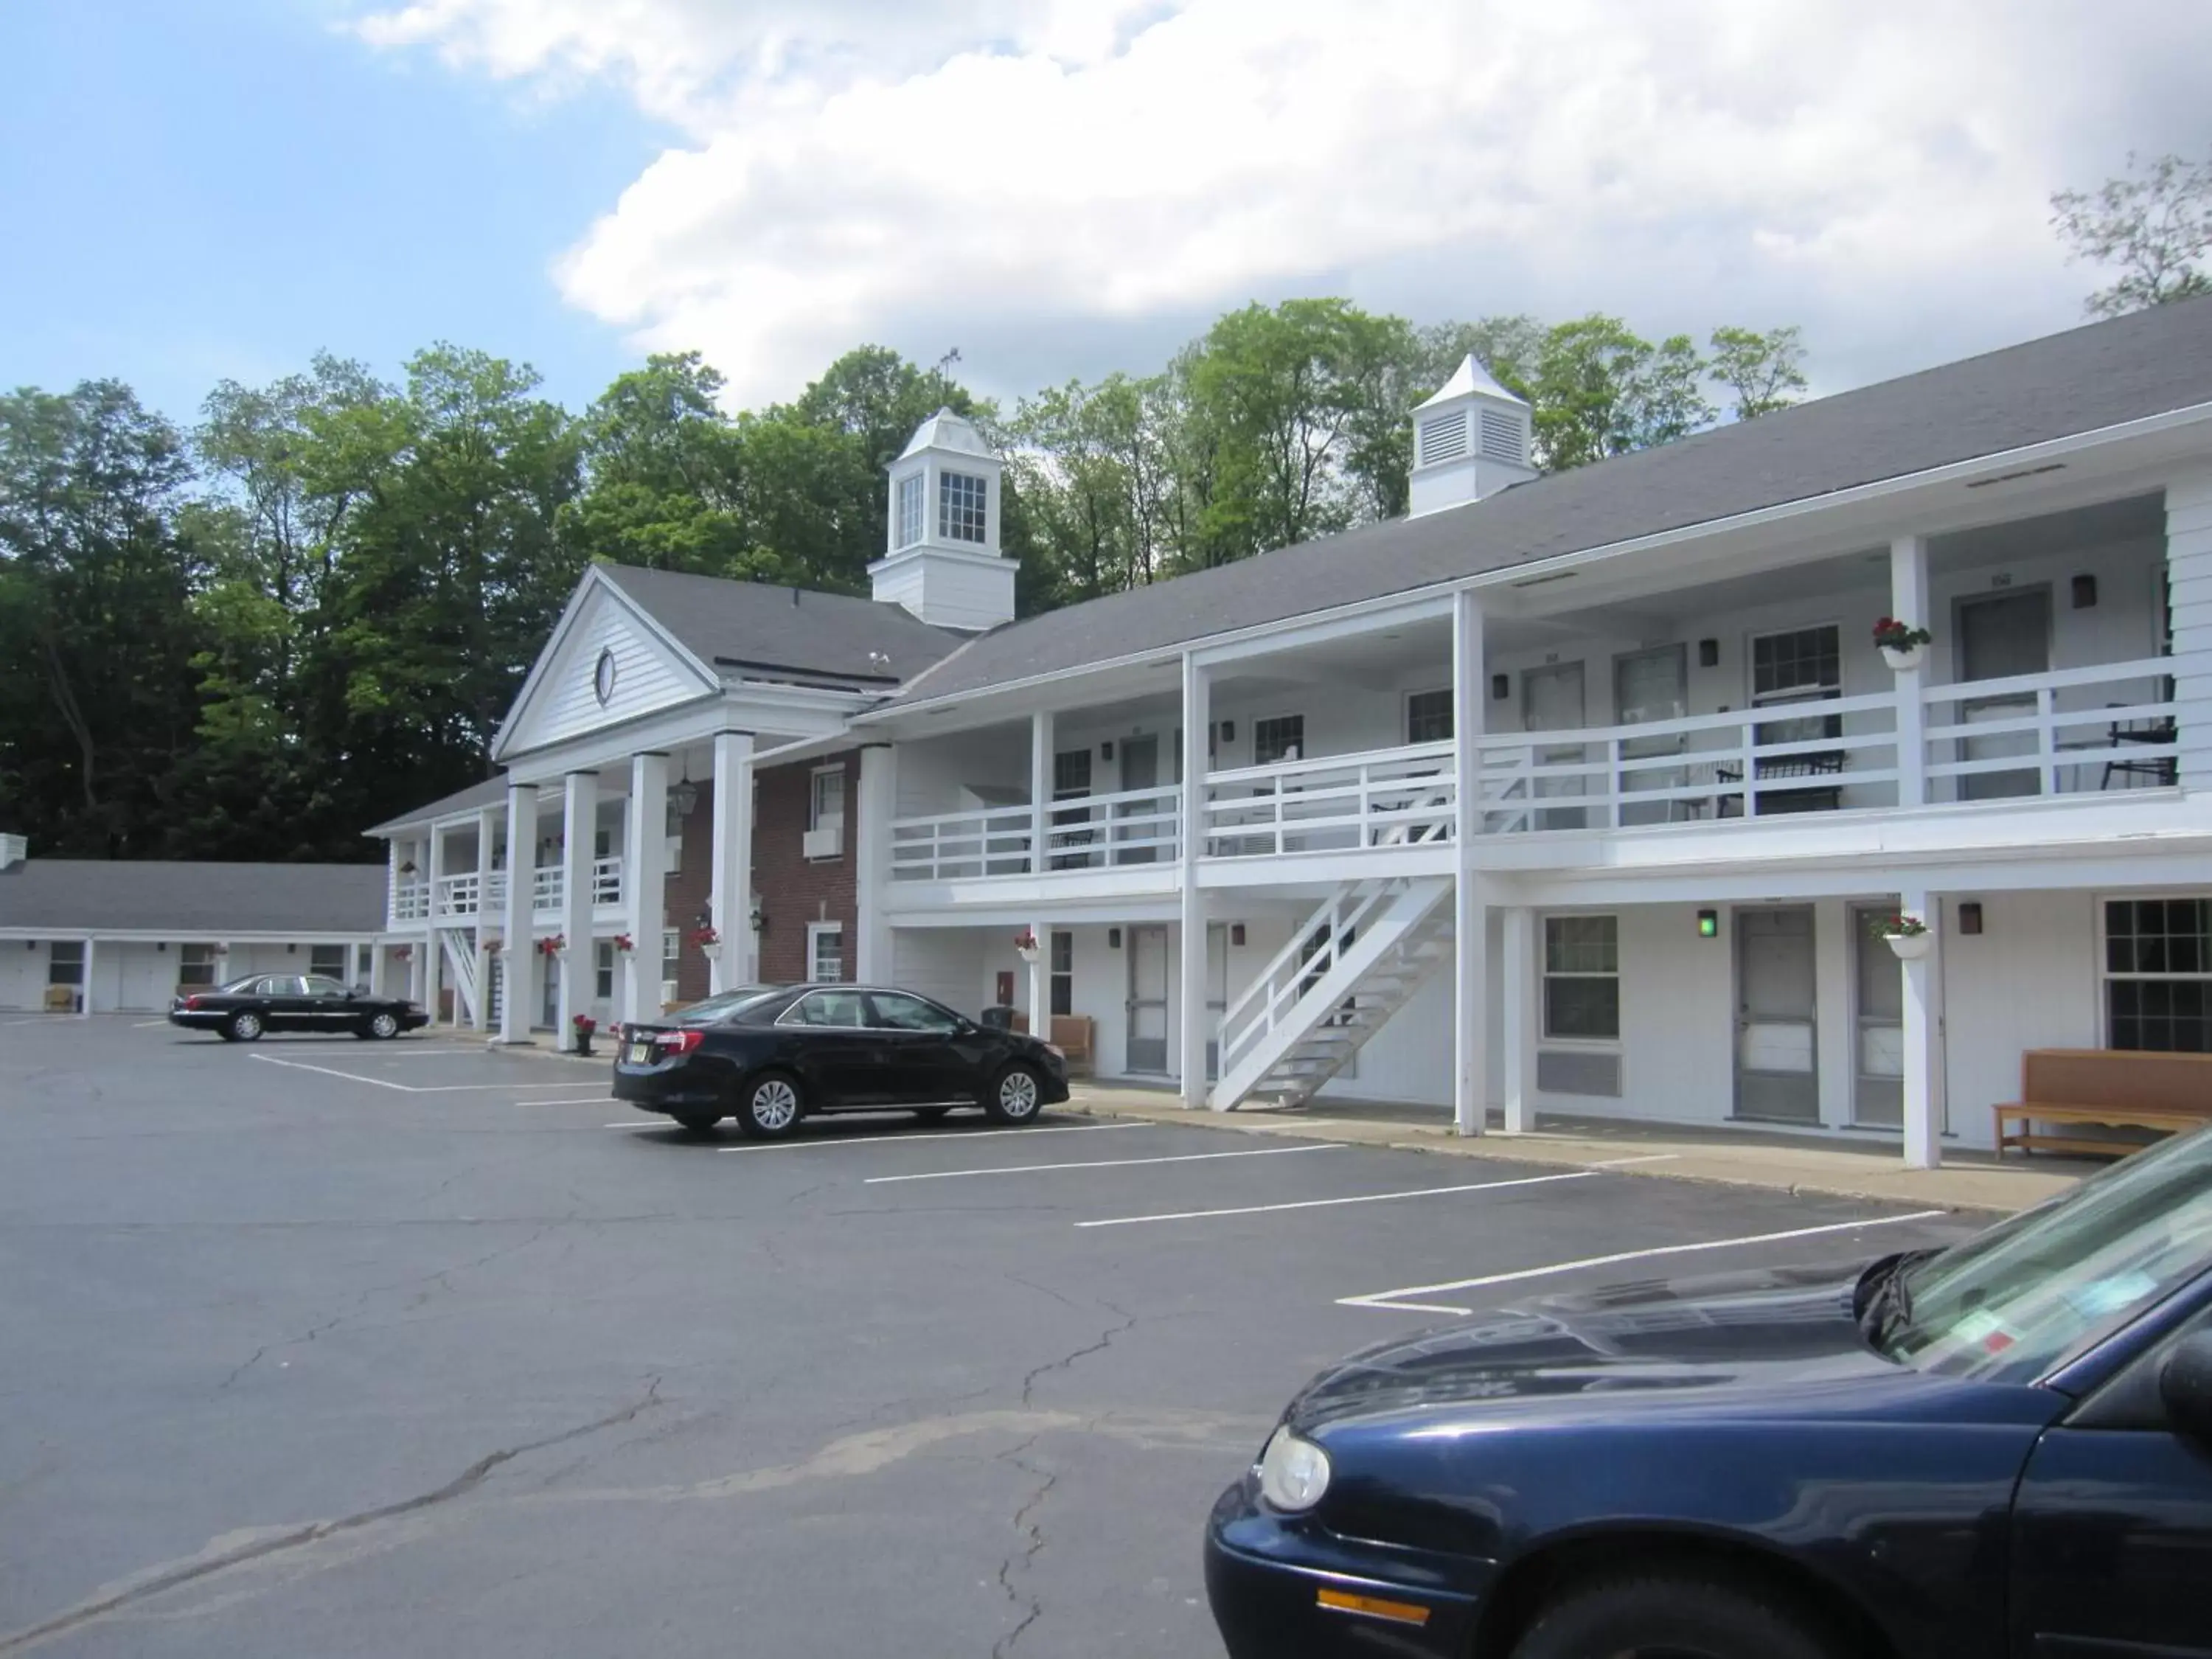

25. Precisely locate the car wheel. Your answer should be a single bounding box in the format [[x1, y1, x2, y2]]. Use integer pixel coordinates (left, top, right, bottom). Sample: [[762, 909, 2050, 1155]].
[[226, 1011, 264, 1043], [983, 1062, 1044, 1125], [363, 1011, 400, 1040], [912, 1107, 953, 1122], [1510, 1571, 1848, 1659], [734, 1072, 803, 1140], [669, 1111, 723, 1135]]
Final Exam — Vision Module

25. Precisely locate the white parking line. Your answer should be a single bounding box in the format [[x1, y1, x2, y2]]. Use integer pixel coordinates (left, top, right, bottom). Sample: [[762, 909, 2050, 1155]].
[[718, 1121, 1147, 1153], [515, 1097, 619, 1107], [1075, 1169, 1596, 1229], [1337, 1209, 1955, 1315], [131, 1018, 170, 1028], [865, 1141, 1344, 1185], [246, 1054, 609, 1093], [604, 1121, 672, 1129]]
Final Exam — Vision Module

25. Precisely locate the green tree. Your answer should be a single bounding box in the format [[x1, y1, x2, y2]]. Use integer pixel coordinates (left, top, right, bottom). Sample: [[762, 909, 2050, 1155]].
[[2052, 151, 2212, 318], [1528, 316, 1715, 470], [1707, 325, 1808, 421]]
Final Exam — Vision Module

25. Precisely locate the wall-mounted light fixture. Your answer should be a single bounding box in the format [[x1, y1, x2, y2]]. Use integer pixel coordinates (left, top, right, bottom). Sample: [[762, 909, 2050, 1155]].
[[1218, 720, 1236, 744], [1230, 922, 1246, 947], [1697, 908, 1719, 939], [1698, 639, 1720, 668], [1958, 901, 1984, 936], [1107, 927, 1122, 949], [1491, 672, 1510, 701], [2071, 574, 2098, 609], [1101, 740, 1115, 762]]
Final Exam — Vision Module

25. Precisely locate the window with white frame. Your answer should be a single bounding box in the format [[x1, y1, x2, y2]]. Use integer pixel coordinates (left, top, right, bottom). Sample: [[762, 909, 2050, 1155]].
[[808, 921, 845, 984], [1253, 715, 1304, 766], [939, 471, 988, 543], [1543, 916, 1620, 1041], [1750, 625, 1843, 745], [809, 766, 846, 856], [179, 943, 220, 988], [47, 940, 84, 987], [1406, 689, 1453, 744], [663, 928, 680, 967], [1050, 930, 1074, 1018], [896, 473, 925, 549], [2105, 897, 2210, 1052], [596, 942, 616, 1001], [310, 945, 347, 981]]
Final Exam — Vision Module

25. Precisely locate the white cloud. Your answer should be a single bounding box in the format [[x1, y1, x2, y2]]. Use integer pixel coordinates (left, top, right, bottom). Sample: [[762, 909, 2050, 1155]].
[[350, 0, 2212, 405]]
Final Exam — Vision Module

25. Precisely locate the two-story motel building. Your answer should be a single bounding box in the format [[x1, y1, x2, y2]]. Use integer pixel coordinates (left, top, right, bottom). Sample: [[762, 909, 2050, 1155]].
[[369, 299, 2212, 1170]]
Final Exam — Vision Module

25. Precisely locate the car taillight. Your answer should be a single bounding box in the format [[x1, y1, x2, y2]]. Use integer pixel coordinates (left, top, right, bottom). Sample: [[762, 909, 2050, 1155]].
[[654, 1029, 704, 1055], [184, 995, 203, 1012]]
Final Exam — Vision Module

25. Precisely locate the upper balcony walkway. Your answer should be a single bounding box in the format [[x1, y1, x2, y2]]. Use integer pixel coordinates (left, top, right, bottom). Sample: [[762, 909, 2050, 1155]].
[[388, 856, 626, 931]]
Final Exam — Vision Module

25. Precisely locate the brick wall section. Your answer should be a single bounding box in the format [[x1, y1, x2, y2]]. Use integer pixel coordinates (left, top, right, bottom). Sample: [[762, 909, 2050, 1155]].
[[658, 748, 860, 1002]]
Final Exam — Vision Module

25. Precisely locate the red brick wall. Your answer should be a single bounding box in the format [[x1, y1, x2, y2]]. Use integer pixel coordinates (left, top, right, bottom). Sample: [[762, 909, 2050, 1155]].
[[657, 749, 861, 1003]]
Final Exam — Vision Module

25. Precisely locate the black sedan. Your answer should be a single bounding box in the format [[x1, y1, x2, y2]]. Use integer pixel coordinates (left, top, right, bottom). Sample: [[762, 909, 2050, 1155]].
[[1207, 1126, 2212, 1659], [613, 984, 1071, 1138], [170, 973, 428, 1042]]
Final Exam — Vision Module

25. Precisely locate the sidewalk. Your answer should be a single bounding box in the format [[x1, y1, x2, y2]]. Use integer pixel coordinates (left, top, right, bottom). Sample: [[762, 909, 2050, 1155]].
[[1062, 1083, 2090, 1215]]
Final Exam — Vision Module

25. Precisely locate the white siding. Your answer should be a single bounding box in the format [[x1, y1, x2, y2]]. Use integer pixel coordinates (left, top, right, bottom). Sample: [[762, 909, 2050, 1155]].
[[504, 585, 713, 757], [869, 549, 1014, 632], [894, 928, 987, 1024], [2168, 470, 2212, 785], [894, 729, 1032, 819], [1938, 891, 2098, 1151], [0, 943, 47, 1011]]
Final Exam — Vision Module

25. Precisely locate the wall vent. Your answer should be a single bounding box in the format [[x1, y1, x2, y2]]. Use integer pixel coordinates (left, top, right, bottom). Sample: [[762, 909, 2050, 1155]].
[[1478, 408, 1526, 465], [1536, 1048, 1622, 1097], [1419, 411, 1468, 466]]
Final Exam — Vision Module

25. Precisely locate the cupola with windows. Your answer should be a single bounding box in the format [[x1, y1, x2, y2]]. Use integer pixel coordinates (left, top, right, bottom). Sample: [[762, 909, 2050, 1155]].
[[869, 408, 1014, 630]]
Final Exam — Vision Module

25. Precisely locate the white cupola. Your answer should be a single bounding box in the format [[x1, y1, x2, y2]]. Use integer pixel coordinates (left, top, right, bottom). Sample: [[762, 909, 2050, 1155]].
[[1408, 355, 1538, 518], [868, 408, 1015, 631]]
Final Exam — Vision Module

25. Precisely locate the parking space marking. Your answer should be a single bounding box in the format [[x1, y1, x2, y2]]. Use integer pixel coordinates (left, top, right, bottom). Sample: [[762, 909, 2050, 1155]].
[[246, 1053, 609, 1093], [864, 1141, 1344, 1185], [604, 1121, 672, 1128], [516, 1097, 619, 1107], [1075, 1169, 1595, 1229], [718, 1121, 1147, 1153], [1336, 1209, 1954, 1315]]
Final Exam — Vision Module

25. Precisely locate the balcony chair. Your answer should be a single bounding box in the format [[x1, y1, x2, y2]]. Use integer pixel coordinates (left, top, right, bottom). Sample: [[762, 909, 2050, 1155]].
[[2101, 714, 2178, 790]]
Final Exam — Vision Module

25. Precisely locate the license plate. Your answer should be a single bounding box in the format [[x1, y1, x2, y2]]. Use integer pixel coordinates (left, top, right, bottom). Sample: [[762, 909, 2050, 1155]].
[[625, 1043, 653, 1065]]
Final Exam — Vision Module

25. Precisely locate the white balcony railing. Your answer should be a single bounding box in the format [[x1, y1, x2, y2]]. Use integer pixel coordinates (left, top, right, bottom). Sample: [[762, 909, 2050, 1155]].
[[592, 855, 624, 906], [1922, 655, 2177, 799], [435, 872, 480, 918], [532, 865, 563, 913], [1204, 742, 1455, 858], [889, 787, 1183, 883], [525, 858, 626, 912], [391, 879, 429, 922], [891, 805, 1034, 881]]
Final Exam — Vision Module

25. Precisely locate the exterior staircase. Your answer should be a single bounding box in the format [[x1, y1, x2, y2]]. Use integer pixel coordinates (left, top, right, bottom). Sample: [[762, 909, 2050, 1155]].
[[437, 928, 480, 1026], [1209, 875, 1453, 1110]]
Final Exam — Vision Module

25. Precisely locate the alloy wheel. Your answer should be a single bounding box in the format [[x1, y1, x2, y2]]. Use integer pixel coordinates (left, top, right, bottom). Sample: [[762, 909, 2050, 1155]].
[[998, 1068, 1040, 1119], [751, 1078, 799, 1131]]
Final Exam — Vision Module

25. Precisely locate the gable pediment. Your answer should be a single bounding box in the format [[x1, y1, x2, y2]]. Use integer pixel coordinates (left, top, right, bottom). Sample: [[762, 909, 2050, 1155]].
[[496, 576, 718, 759]]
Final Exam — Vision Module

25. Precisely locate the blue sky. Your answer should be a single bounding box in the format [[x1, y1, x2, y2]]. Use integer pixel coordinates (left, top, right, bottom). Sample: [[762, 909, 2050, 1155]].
[[6, 2, 2209, 426], [0, 1, 666, 421]]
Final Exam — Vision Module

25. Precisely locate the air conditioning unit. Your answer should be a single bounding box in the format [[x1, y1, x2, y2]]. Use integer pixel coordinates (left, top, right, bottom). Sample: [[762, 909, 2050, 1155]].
[[802, 824, 844, 860]]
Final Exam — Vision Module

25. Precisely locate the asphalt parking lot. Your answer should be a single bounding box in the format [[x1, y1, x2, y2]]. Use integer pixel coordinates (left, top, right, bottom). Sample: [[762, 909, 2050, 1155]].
[[0, 1019, 1979, 1658]]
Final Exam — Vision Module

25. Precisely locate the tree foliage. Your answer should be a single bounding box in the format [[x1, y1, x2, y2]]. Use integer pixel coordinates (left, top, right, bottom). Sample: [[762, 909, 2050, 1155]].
[[2053, 151, 2212, 318], [0, 299, 1804, 863]]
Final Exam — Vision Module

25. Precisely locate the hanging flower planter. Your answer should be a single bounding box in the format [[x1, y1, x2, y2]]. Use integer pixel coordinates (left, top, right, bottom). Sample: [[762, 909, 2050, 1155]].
[[1013, 928, 1040, 964], [537, 933, 567, 961], [611, 933, 635, 954], [689, 924, 722, 963], [1871, 912, 1933, 960], [1872, 617, 1933, 672]]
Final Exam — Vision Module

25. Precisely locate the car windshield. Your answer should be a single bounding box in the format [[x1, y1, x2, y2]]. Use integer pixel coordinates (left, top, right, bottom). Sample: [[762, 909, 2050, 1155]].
[[670, 987, 787, 1026], [1877, 1127, 2212, 1382]]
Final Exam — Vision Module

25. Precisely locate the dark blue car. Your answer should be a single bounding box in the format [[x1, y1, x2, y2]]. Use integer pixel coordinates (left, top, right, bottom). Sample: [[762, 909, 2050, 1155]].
[[1206, 1128, 2212, 1659]]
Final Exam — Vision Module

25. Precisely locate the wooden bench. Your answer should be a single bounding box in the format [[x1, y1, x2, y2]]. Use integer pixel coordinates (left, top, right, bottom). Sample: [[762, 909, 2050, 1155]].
[[1048, 1015, 1096, 1077], [1994, 1048, 2212, 1158]]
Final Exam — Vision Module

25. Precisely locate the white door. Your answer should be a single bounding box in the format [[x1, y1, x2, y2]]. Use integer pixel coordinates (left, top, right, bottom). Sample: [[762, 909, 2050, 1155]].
[[1736, 907, 1819, 1123], [1125, 925, 1170, 1072], [1117, 737, 1160, 865], [1613, 645, 1687, 826], [1522, 662, 1588, 830], [1956, 589, 2051, 801], [1851, 905, 1904, 1129]]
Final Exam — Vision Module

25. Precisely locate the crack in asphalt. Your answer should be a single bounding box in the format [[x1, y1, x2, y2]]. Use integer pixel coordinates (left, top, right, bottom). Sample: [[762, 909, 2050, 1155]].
[[0, 1379, 664, 1656]]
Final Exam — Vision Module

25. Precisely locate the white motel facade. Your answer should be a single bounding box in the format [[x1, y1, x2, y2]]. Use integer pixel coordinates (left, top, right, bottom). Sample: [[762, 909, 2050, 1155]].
[[358, 300, 2212, 1170]]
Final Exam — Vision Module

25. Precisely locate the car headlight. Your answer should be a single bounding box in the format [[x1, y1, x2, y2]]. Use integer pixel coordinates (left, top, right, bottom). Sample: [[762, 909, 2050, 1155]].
[[1256, 1425, 1331, 1513]]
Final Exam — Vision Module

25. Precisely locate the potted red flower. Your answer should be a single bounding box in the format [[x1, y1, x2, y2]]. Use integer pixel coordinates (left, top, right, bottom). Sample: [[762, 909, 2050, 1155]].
[[1013, 928, 1040, 964], [1871, 911, 1933, 961], [689, 924, 722, 963], [571, 1012, 598, 1057], [611, 933, 635, 953], [1872, 616, 1933, 672]]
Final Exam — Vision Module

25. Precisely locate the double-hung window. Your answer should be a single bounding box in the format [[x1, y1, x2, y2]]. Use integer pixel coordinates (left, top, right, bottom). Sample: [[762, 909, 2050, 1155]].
[[808, 922, 845, 984], [1406, 689, 1453, 744], [1543, 916, 1620, 1041], [2105, 897, 2210, 1052], [179, 944, 220, 988], [895, 473, 925, 549], [47, 940, 85, 988], [939, 472, 988, 543], [1253, 715, 1305, 767], [1050, 931, 1074, 1018]]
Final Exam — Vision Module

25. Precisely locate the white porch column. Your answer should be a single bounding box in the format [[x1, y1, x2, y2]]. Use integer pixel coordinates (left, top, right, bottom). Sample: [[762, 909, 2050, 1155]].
[[623, 752, 670, 1023], [369, 943, 389, 999], [1502, 905, 1534, 1133], [1180, 653, 1211, 1107], [472, 805, 499, 1030], [1899, 886, 1945, 1170], [2165, 469, 2212, 786], [498, 781, 534, 1043], [1027, 918, 1051, 1039], [557, 773, 596, 1047], [1453, 590, 1488, 1136], [854, 745, 895, 984], [1029, 709, 1054, 876], [1890, 534, 1930, 807], [80, 936, 96, 1018], [422, 824, 445, 1025], [710, 731, 755, 993]]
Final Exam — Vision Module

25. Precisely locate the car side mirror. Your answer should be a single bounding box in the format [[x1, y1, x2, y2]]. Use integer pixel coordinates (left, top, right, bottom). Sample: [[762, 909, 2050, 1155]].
[[2158, 1334, 2212, 1441]]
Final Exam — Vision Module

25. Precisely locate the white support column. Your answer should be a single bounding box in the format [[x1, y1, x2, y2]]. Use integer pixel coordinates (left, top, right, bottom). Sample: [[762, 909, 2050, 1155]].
[[1027, 918, 1051, 1040], [1453, 590, 1488, 1136], [473, 805, 499, 1030], [1029, 709, 1054, 876], [853, 745, 895, 984], [558, 773, 596, 1048], [1180, 652, 1211, 1108], [368, 942, 389, 998], [1502, 905, 1534, 1133], [2165, 468, 2212, 786], [80, 936, 96, 1018], [710, 731, 755, 994], [624, 752, 670, 1024], [422, 824, 445, 1025], [1891, 535, 1930, 807], [1899, 886, 1944, 1169], [498, 782, 534, 1043], [1812, 898, 1854, 1128]]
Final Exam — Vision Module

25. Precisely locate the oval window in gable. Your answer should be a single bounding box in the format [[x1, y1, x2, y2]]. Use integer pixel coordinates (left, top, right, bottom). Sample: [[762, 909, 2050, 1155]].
[[593, 646, 618, 707]]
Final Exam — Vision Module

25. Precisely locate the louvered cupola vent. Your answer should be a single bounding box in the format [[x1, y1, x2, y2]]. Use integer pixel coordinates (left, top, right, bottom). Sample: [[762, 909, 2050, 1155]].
[[1408, 354, 1538, 519]]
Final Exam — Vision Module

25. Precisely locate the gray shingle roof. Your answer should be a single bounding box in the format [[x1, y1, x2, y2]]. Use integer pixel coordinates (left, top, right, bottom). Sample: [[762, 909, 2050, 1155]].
[[0, 860, 387, 935], [599, 564, 965, 686], [891, 297, 2212, 706], [365, 776, 510, 837]]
